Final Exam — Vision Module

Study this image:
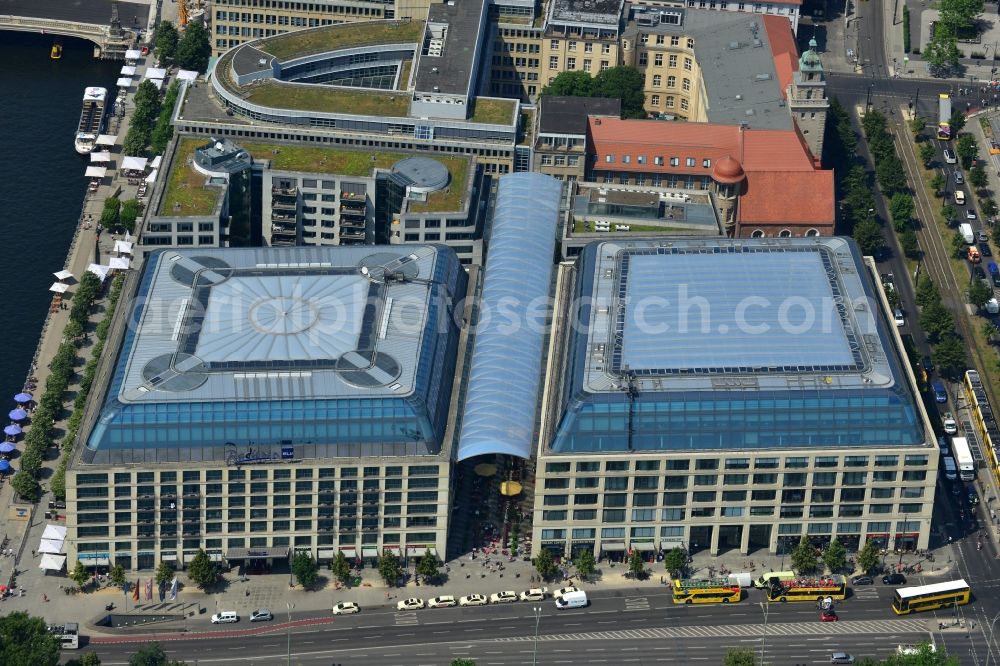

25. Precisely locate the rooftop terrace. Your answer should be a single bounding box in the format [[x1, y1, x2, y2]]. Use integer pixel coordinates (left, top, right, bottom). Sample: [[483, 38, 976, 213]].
[[256, 20, 426, 61], [245, 81, 411, 118], [158, 138, 225, 217]]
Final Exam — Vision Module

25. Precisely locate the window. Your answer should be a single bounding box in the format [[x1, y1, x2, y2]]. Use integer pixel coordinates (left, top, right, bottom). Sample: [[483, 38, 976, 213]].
[[680, 98, 689, 111], [722, 507, 744, 517], [606, 461, 629, 471], [702, 159, 711, 168], [634, 476, 658, 489], [753, 473, 777, 484], [812, 489, 835, 502], [682, 78, 691, 91], [667, 75, 676, 88], [875, 455, 899, 467], [904, 455, 929, 466], [546, 462, 570, 473], [871, 487, 895, 499], [605, 477, 628, 491], [543, 495, 568, 506], [567, 57, 576, 70], [632, 509, 655, 521], [842, 471, 867, 485], [841, 488, 865, 502], [900, 487, 925, 498], [668, 54, 677, 68], [694, 474, 717, 486], [604, 494, 627, 507], [603, 510, 625, 522], [575, 494, 598, 505], [654, 53, 663, 66], [898, 503, 923, 514], [844, 456, 868, 467], [669, 157, 680, 166], [664, 476, 687, 489], [662, 508, 685, 521], [601, 527, 625, 539], [666, 460, 690, 470], [575, 477, 599, 489], [651, 95, 660, 106], [550, 39, 559, 49], [722, 490, 746, 502], [815, 456, 839, 468], [692, 491, 717, 502], [902, 470, 927, 481], [633, 492, 657, 506], [870, 504, 893, 514], [577, 461, 599, 472], [813, 472, 837, 486], [751, 489, 776, 501], [750, 506, 774, 516], [574, 509, 596, 520], [723, 474, 748, 485], [549, 56, 558, 69], [873, 471, 897, 482], [684, 57, 693, 71], [783, 473, 807, 487], [665, 96, 675, 108], [652, 75, 661, 86], [583, 59, 591, 72]]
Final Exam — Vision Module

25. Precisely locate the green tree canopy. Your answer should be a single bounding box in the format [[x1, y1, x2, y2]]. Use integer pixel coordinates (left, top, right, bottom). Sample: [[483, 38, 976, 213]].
[[900, 229, 920, 259], [790, 535, 817, 574], [957, 133, 979, 169], [10, 472, 40, 502], [915, 277, 940, 307], [128, 642, 188, 666], [876, 154, 908, 194], [378, 549, 403, 587], [540, 70, 596, 97], [970, 165, 988, 190], [919, 142, 936, 167], [853, 217, 885, 256], [331, 550, 351, 585], [573, 549, 597, 578], [69, 560, 90, 587], [592, 65, 646, 118], [939, 0, 984, 32], [110, 563, 126, 589], [925, 23, 962, 75], [969, 277, 994, 309], [857, 539, 881, 573], [920, 300, 956, 342], [187, 549, 218, 589], [822, 539, 848, 573], [0, 612, 61, 666], [154, 561, 175, 587], [628, 550, 646, 579], [67, 652, 103, 666], [930, 172, 946, 195], [723, 648, 758, 666], [950, 108, 967, 134], [176, 21, 212, 73], [889, 193, 915, 226], [154, 21, 179, 63], [416, 549, 441, 581], [663, 547, 688, 578], [292, 552, 319, 589], [933, 333, 968, 378], [533, 547, 559, 581]]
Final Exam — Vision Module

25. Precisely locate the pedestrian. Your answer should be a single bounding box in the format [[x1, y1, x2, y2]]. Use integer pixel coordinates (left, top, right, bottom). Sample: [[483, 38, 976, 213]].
[[30, 550, 34, 557]]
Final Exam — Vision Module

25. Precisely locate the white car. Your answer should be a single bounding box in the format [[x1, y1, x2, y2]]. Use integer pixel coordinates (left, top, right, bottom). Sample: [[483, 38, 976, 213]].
[[490, 591, 518, 604], [211, 612, 239, 624], [553, 586, 579, 599], [459, 594, 488, 607], [520, 588, 548, 602], [894, 308, 905, 327], [332, 601, 360, 615], [396, 598, 425, 611], [943, 414, 958, 435], [428, 595, 457, 608]]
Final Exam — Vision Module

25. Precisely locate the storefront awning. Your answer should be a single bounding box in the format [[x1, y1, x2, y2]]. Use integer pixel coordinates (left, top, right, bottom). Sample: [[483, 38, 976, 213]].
[[78, 555, 110, 566], [39, 538, 63, 554], [631, 541, 656, 551], [406, 546, 437, 557], [339, 548, 357, 559], [162, 552, 178, 562], [601, 542, 626, 551], [42, 524, 67, 541], [317, 549, 335, 559], [361, 547, 378, 557], [226, 547, 289, 560]]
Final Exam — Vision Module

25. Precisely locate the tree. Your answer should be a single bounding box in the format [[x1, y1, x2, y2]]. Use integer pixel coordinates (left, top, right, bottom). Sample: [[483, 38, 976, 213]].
[[970, 165, 988, 191], [662, 547, 688, 578], [378, 549, 402, 587], [876, 154, 908, 194], [983, 198, 999, 219], [10, 471, 40, 502], [540, 70, 596, 97], [919, 142, 936, 167], [154, 561, 175, 587], [900, 229, 920, 259], [291, 552, 319, 589], [416, 548, 440, 582], [933, 333, 969, 378], [723, 648, 758, 666], [573, 549, 597, 578], [187, 549, 218, 589], [857, 539, 881, 574], [331, 550, 351, 585], [957, 133, 979, 169], [790, 535, 817, 574], [100, 196, 121, 229], [920, 300, 955, 342], [176, 21, 212, 73], [924, 23, 962, 75], [939, 0, 984, 33], [930, 172, 946, 195], [950, 108, 967, 135], [915, 277, 940, 307], [908, 116, 926, 135], [822, 539, 848, 573], [0, 612, 61, 666], [889, 192, 915, 227], [64, 319, 85, 341], [128, 642, 187, 666], [69, 560, 90, 587], [628, 550, 646, 579], [852, 218, 885, 256], [970, 277, 994, 310], [154, 21, 179, 63], [450, 660, 478, 666], [533, 547, 559, 581], [592, 66, 646, 118], [66, 652, 102, 666], [110, 563, 126, 589], [942, 204, 957, 225], [119, 199, 141, 234]]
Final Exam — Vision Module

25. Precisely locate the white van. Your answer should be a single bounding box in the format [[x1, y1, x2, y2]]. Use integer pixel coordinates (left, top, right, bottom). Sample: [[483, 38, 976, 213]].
[[211, 611, 239, 624], [943, 456, 958, 481], [944, 149, 957, 164], [954, 190, 966, 205], [554, 590, 588, 609]]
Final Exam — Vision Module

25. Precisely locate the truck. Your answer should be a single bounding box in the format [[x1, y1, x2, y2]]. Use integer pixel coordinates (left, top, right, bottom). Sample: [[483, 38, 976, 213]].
[[960, 223, 975, 244], [951, 436, 976, 481], [955, 190, 966, 205], [728, 572, 754, 588]]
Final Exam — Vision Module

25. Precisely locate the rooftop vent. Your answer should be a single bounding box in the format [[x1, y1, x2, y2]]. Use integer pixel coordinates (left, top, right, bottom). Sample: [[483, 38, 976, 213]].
[[745, 109, 755, 116], [258, 58, 266, 67], [755, 73, 771, 81], [735, 94, 742, 100], [753, 38, 763, 47], [729, 41, 741, 49]]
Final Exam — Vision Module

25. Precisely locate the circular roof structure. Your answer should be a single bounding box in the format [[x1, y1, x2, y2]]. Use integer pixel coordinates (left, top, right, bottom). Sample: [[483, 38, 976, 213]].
[[392, 157, 450, 195], [712, 155, 745, 184]]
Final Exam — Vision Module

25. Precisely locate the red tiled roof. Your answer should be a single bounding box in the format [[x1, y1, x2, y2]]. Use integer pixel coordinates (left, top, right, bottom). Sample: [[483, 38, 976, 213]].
[[738, 170, 836, 227], [762, 15, 799, 99]]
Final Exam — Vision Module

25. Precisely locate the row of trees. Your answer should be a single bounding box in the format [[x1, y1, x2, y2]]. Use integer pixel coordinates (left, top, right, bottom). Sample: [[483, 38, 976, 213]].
[[123, 80, 164, 157], [924, 0, 984, 75], [861, 110, 922, 259], [540, 66, 647, 119], [153, 21, 212, 74], [98, 197, 142, 234]]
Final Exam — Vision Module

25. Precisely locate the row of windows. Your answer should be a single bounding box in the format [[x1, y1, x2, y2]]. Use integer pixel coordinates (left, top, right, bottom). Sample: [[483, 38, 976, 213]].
[[541, 519, 913, 542], [548, 57, 611, 72], [76, 490, 441, 511], [549, 39, 614, 54], [543, 480, 928, 497], [544, 455, 929, 474], [76, 531, 442, 553], [77, 465, 441, 485], [539, 503, 927, 524], [648, 94, 689, 111]]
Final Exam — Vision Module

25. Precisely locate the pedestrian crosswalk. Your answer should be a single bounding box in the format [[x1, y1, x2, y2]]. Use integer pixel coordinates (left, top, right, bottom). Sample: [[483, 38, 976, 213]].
[[394, 611, 419, 626], [624, 597, 650, 612], [489, 619, 929, 643], [851, 587, 881, 601]]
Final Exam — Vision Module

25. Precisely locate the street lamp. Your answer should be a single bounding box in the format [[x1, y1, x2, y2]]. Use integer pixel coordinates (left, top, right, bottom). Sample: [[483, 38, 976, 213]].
[[758, 601, 770, 666], [532, 606, 542, 666], [286, 602, 295, 666]]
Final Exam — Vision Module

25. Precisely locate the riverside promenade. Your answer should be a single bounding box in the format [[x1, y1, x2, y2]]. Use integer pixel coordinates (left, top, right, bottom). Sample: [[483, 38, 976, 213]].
[[0, 56, 154, 598]]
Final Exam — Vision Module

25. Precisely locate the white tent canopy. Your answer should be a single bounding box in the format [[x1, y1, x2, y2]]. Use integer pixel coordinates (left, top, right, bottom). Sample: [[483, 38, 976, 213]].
[[121, 156, 147, 171], [145, 67, 166, 80], [114, 240, 134, 255], [39, 538, 63, 554], [149, 78, 164, 90], [53, 270, 73, 281], [120, 65, 136, 76], [109, 257, 131, 270], [145, 169, 158, 183], [87, 264, 110, 281], [85, 166, 107, 179], [150, 155, 162, 170], [49, 282, 69, 294], [42, 524, 67, 541], [96, 134, 117, 146], [39, 554, 66, 571], [116, 77, 132, 88], [177, 69, 199, 81], [124, 49, 142, 60], [90, 152, 111, 163]]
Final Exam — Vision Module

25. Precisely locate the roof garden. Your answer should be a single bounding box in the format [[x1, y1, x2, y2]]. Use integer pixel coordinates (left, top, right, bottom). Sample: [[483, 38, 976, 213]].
[[407, 156, 470, 213], [257, 20, 426, 61], [158, 138, 225, 217], [244, 81, 411, 118], [471, 98, 517, 125]]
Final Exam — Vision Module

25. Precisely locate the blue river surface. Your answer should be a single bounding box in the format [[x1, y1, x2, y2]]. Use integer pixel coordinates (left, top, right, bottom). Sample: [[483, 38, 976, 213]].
[[0, 33, 120, 404]]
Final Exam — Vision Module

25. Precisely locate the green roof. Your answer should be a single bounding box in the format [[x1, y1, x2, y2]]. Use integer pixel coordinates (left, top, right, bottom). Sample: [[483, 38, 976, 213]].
[[470, 98, 516, 125], [407, 156, 470, 213], [245, 81, 411, 117], [259, 20, 426, 61], [158, 138, 224, 217]]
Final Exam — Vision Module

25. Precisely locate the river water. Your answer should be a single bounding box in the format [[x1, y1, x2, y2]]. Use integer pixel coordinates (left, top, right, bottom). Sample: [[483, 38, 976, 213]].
[[0, 33, 120, 404]]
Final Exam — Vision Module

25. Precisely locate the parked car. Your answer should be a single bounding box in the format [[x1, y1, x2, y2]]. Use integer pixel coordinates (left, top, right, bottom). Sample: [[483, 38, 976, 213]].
[[882, 573, 907, 585], [969, 489, 980, 505], [932, 381, 948, 403], [955, 171, 965, 184], [520, 588, 548, 601], [943, 413, 958, 435], [490, 591, 518, 604], [427, 595, 457, 608], [923, 355, 934, 373], [332, 601, 360, 615], [981, 243, 994, 257], [851, 575, 874, 585], [820, 609, 839, 622], [894, 308, 905, 327], [831, 653, 856, 664], [980, 231, 990, 243], [968, 209, 978, 220], [552, 586, 580, 599], [250, 608, 273, 622], [938, 436, 950, 455], [459, 594, 488, 607], [396, 598, 426, 611], [211, 612, 239, 624]]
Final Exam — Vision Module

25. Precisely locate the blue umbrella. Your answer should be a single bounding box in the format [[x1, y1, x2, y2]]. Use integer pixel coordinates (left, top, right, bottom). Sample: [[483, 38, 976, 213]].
[[13, 393, 31, 404], [8, 409, 27, 421], [3, 425, 20, 437], [0, 460, 12, 472], [0, 443, 14, 454]]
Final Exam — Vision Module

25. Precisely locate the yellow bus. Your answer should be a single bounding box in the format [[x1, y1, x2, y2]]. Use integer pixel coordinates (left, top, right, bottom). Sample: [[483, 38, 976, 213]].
[[672, 578, 742, 604], [892, 579, 971, 615], [765, 575, 847, 602]]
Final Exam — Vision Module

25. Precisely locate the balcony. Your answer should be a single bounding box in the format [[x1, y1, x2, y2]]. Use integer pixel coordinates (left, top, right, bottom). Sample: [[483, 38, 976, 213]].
[[341, 227, 366, 240], [272, 197, 297, 211], [340, 216, 366, 229], [272, 186, 297, 196], [341, 192, 365, 203]]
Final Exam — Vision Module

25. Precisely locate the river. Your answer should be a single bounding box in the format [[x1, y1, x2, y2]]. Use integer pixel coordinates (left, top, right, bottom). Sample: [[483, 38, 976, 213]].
[[0, 33, 120, 405]]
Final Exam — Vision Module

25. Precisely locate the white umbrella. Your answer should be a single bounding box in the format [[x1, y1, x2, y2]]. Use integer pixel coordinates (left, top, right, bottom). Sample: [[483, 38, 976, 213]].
[[53, 270, 73, 281], [95, 134, 117, 146], [85, 166, 107, 179], [120, 65, 136, 76], [124, 49, 142, 60], [49, 283, 69, 294], [177, 69, 199, 82], [145, 67, 166, 80], [145, 170, 158, 183], [116, 77, 132, 88], [150, 155, 162, 170], [89, 152, 111, 163], [109, 257, 131, 270]]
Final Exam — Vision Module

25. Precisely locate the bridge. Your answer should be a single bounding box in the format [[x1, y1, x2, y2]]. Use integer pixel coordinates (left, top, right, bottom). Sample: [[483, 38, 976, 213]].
[[0, 0, 154, 60]]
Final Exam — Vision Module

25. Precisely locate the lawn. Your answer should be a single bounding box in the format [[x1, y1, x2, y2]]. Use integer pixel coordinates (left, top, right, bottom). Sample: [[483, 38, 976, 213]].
[[246, 81, 411, 117], [158, 138, 224, 217], [407, 156, 470, 212], [260, 20, 425, 61], [398, 60, 412, 90], [470, 98, 516, 125]]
